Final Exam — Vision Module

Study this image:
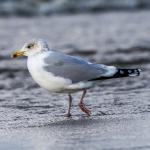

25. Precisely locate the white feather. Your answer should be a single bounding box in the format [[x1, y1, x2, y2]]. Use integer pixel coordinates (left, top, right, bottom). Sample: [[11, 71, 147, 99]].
[[27, 53, 72, 92]]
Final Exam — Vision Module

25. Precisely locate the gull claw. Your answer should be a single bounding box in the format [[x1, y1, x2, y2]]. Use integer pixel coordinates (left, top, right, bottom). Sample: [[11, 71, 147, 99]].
[[64, 113, 72, 117]]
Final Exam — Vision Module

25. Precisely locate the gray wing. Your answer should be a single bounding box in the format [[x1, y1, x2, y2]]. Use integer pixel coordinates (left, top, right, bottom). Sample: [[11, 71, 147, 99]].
[[44, 51, 117, 83]]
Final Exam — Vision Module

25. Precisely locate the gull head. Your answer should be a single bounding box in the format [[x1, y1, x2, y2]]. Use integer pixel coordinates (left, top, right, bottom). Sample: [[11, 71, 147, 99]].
[[11, 39, 49, 58]]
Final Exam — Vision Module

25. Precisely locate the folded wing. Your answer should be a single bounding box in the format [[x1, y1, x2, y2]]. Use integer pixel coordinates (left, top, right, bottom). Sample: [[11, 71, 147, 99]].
[[44, 51, 117, 83]]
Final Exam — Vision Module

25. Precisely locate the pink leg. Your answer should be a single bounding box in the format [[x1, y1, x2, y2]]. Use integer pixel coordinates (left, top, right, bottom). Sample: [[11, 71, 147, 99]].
[[78, 90, 91, 116]]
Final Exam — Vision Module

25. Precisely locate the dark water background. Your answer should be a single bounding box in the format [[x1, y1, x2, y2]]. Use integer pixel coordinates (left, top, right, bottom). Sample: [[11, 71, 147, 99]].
[[1, 0, 150, 16], [0, 11, 150, 150]]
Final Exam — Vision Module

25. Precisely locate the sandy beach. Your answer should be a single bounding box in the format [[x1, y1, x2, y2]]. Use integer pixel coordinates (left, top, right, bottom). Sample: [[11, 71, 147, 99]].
[[0, 11, 150, 150]]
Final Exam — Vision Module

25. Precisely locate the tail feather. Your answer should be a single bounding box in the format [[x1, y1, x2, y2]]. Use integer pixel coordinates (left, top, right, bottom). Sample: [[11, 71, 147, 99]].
[[89, 68, 141, 81]]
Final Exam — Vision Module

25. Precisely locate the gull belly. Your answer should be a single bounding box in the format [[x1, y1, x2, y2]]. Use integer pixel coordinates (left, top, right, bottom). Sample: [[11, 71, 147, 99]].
[[27, 53, 72, 92]]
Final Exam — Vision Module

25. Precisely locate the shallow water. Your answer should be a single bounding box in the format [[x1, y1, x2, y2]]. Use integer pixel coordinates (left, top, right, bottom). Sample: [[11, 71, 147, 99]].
[[0, 11, 150, 150]]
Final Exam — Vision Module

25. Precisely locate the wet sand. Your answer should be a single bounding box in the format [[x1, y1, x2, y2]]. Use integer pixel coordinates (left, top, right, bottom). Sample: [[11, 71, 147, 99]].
[[1, 113, 150, 150], [0, 11, 150, 150]]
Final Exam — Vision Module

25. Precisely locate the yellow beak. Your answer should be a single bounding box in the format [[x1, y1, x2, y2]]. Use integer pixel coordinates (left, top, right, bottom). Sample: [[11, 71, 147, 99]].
[[11, 50, 24, 58]]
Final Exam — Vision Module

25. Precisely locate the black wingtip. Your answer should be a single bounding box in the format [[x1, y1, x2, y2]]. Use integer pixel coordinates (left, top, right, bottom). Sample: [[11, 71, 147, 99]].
[[117, 68, 141, 77], [88, 68, 141, 81]]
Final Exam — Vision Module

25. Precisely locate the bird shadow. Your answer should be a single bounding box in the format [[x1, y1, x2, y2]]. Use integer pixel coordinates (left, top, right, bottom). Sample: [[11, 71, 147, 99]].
[[42, 115, 100, 128]]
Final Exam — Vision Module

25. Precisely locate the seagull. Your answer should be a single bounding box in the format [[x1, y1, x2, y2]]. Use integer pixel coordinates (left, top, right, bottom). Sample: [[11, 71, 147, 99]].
[[11, 39, 141, 117]]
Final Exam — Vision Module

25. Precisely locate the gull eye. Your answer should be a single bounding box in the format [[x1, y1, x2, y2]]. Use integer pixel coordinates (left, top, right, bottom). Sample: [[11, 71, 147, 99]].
[[27, 43, 34, 49]]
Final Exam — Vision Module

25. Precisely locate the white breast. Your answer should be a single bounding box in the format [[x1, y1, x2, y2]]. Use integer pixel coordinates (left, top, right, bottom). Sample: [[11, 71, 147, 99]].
[[27, 53, 72, 92]]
